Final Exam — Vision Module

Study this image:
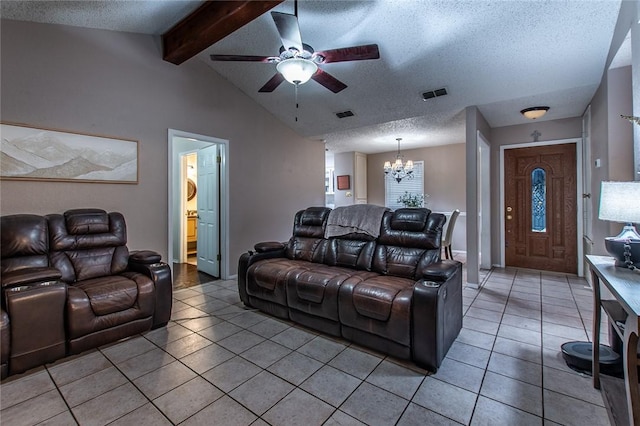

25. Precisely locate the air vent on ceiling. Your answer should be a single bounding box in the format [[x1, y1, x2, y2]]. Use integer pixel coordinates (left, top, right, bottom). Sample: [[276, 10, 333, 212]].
[[335, 110, 355, 119], [422, 87, 448, 101]]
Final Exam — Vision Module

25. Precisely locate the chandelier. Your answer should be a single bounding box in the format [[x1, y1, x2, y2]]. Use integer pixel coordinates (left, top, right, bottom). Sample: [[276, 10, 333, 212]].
[[384, 138, 414, 183]]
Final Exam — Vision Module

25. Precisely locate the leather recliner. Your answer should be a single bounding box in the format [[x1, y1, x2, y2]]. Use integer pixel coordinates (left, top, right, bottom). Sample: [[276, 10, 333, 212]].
[[0, 209, 172, 377]]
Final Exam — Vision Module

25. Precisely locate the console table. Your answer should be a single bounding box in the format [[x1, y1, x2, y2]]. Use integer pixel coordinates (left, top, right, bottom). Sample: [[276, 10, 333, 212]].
[[588, 254, 640, 426]]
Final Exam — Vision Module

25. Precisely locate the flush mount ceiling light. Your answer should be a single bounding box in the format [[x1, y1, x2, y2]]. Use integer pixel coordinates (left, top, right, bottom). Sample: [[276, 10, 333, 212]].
[[520, 106, 550, 120], [276, 57, 318, 85], [384, 138, 414, 183]]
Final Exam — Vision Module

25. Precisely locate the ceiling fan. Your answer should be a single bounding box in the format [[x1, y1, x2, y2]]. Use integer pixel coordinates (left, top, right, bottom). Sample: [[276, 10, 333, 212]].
[[209, 3, 380, 94]]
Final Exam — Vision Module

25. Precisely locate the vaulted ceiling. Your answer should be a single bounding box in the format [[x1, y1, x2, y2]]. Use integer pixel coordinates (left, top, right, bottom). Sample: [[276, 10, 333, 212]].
[[1, 0, 624, 154]]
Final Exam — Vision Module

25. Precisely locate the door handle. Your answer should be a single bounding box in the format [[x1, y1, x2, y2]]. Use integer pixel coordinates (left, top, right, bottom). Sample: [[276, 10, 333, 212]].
[[583, 193, 591, 199]]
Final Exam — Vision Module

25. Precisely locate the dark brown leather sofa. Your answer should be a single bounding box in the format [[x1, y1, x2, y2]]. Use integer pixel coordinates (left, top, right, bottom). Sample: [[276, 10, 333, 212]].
[[238, 207, 462, 372], [0, 209, 172, 378]]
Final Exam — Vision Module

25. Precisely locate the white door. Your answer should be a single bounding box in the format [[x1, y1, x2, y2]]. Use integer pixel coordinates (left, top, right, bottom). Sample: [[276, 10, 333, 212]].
[[197, 144, 220, 277]]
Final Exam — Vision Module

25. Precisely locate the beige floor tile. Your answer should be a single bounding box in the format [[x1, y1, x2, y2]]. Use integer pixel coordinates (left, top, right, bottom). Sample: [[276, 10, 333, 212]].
[[0, 389, 68, 426], [487, 351, 542, 386], [117, 347, 175, 380], [543, 389, 611, 426], [471, 396, 542, 426], [181, 395, 257, 426], [340, 382, 409, 426], [109, 403, 172, 426], [59, 365, 128, 407], [48, 351, 112, 386], [412, 377, 477, 425], [180, 342, 235, 374], [100, 336, 156, 364], [38, 410, 78, 426], [263, 388, 334, 426], [480, 371, 542, 416], [71, 382, 147, 426], [0, 369, 55, 409], [133, 360, 197, 399], [153, 377, 223, 424], [163, 332, 213, 358]]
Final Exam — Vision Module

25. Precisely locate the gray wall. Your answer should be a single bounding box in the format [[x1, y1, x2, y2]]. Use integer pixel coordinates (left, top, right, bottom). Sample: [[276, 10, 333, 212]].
[[367, 143, 467, 252], [0, 20, 325, 274]]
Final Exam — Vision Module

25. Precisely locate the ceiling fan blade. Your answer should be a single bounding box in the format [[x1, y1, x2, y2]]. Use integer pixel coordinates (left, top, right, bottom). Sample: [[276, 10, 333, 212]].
[[259, 73, 285, 92], [271, 12, 303, 52], [312, 69, 347, 93], [210, 54, 272, 62], [315, 44, 380, 63]]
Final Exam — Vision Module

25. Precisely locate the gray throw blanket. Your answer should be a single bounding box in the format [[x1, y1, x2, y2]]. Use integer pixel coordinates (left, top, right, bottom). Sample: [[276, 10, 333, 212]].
[[325, 204, 389, 238]]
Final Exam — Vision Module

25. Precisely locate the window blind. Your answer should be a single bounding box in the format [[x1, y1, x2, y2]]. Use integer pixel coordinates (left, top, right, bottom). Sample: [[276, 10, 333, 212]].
[[385, 161, 424, 210]]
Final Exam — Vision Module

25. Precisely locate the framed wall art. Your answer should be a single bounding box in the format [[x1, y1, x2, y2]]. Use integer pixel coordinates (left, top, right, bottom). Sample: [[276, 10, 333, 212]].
[[336, 175, 350, 190], [1, 122, 138, 183]]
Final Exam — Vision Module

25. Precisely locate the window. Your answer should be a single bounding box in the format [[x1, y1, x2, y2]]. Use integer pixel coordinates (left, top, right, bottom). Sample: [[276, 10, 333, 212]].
[[385, 161, 424, 210], [531, 167, 546, 232]]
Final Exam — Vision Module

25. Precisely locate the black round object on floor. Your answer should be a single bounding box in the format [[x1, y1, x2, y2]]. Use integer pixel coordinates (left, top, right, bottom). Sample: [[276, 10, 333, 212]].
[[561, 341, 622, 377]]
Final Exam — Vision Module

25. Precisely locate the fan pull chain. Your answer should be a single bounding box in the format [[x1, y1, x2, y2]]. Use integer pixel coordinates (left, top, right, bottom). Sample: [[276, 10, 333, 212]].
[[295, 83, 299, 122]]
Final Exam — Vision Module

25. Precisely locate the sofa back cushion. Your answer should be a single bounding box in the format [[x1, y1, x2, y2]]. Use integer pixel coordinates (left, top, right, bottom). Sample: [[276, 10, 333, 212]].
[[372, 208, 445, 279], [324, 235, 376, 270], [47, 209, 129, 283], [285, 207, 331, 263], [1, 214, 50, 273]]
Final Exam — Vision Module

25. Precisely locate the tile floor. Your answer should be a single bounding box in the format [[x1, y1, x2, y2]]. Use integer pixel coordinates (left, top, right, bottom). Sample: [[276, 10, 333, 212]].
[[0, 264, 613, 425]]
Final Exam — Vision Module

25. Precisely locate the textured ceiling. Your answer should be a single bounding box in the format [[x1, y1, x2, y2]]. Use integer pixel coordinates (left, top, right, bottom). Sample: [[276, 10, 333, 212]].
[[1, 0, 623, 154]]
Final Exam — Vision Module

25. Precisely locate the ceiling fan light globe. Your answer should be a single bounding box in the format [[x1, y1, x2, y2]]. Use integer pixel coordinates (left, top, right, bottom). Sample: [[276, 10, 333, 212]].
[[276, 58, 318, 85]]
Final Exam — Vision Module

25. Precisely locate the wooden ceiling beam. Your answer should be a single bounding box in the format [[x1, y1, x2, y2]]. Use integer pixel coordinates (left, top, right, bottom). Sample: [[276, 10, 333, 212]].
[[163, 0, 284, 65]]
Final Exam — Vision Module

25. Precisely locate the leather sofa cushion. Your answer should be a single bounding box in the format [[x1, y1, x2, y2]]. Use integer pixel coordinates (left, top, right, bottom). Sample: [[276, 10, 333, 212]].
[[325, 239, 375, 270], [73, 276, 138, 316], [249, 259, 310, 292], [294, 265, 355, 304], [339, 274, 414, 346], [390, 208, 428, 232], [1, 214, 49, 274], [352, 277, 405, 321], [64, 209, 110, 234]]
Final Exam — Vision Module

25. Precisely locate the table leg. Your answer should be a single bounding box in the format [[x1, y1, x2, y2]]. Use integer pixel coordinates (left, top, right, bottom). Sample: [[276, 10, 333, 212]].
[[624, 325, 640, 426], [592, 270, 601, 389]]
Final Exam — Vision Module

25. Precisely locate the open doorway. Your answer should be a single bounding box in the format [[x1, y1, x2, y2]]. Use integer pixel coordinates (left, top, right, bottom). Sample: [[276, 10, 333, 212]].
[[168, 129, 229, 287]]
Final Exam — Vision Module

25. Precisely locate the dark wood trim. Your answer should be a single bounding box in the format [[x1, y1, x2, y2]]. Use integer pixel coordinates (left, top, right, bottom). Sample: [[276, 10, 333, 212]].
[[162, 0, 284, 65]]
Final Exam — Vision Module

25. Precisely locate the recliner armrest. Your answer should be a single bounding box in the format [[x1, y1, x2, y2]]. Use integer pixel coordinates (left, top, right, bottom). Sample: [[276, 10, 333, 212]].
[[129, 250, 162, 265], [254, 241, 286, 254], [421, 260, 460, 282], [238, 247, 287, 306], [1, 267, 62, 288], [127, 260, 172, 328]]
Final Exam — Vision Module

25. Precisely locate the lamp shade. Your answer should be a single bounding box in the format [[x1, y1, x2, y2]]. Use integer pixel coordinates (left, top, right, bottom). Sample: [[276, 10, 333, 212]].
[[599, 181, 640, 223], [276, 58, 318, 85]]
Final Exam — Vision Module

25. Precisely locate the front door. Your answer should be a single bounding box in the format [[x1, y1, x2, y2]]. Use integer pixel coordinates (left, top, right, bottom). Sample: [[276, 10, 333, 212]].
[[505, 143, 577, 273], [197, 144, 220, 277]]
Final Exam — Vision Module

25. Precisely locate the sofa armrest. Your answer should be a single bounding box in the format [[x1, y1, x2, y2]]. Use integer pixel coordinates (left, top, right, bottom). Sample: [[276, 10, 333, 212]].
[[129, 250, 162, 265], [411, 261, 463, 371], [421, 260, 461, 282], [238, 245, 287, 306], [128, 260, 172, 328], [1, 267, 62, 289], [3, 281, 67, 374], [254, 241, 286, 254]]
